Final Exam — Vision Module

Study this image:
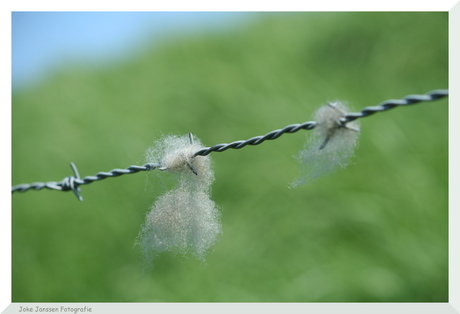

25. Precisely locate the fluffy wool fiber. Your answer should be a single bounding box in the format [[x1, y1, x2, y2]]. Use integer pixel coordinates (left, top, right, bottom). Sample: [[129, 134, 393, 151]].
[[292, 102, 360, 187], [137, 134, 220, 265]]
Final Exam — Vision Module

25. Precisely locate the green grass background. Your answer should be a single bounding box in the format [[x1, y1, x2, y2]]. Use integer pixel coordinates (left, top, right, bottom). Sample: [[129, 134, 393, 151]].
[[12, 12, 448, 302]]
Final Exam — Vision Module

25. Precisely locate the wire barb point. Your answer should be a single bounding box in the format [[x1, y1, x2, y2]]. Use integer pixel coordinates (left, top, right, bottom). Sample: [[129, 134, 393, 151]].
[[61, 162, 83, 201], [188, 132, 199, 175], [187, 162, 199, 176]]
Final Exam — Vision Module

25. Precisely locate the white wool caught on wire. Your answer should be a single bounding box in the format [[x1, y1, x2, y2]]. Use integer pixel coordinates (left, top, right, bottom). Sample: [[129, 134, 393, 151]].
[[137, 134, 221, 265], [291, 102, 360, 187]]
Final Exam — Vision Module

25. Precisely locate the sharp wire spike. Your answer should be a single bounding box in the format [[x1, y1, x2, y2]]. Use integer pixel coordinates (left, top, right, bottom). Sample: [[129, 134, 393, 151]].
[[69, 162, 83, 201], [187, 162, 199, 176], [345, 125, 360, 132], [319, 134, 331, 150], [188, 133, 198, 175]]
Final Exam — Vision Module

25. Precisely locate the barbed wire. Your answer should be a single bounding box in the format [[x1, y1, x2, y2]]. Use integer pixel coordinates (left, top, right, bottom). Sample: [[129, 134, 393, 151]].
[[12, 162, 160, 201], [11, 89, 448, 201], [193, 89, 448, 156]]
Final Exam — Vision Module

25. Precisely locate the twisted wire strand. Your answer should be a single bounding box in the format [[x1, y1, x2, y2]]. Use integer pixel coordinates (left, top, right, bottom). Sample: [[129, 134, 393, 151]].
[[193, 121, 317, 156], [194, 89, 448, 156], [11, 89, 448, 200], [12, 162, 160, 201], [340, 89, 448, 124]]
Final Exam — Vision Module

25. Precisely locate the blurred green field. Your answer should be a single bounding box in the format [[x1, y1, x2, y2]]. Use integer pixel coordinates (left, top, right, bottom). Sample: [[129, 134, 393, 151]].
[[11, 12, 448, 302]]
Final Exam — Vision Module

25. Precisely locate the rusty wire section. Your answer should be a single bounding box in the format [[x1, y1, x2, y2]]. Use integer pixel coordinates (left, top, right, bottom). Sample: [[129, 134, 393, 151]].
[[11, 89, 448, 201]]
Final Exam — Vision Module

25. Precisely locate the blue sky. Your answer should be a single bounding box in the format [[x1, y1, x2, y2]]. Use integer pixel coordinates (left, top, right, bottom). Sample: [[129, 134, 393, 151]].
[[12, 12, 253, 89]]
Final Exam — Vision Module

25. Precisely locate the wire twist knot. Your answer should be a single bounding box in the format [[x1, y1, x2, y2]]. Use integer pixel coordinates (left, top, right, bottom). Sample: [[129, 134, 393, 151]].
[[60, 162, 83, 201]]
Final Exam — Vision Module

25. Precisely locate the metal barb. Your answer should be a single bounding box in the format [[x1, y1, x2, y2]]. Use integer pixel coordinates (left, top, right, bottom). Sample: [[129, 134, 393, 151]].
[[70, 162, 83, 201], [61, 162, 83, 201], [187, 162, 199, 176], [188, 132, 198, 175], [318, 104, 361, 150], [318, 123, 360, 150], [319, 135, 332, 150], [318, 103, 343, 150]]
